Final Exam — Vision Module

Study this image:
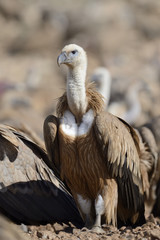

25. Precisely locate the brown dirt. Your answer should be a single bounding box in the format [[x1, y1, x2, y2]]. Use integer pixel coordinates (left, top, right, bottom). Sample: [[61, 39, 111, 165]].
[[23, 217, 160, 240]]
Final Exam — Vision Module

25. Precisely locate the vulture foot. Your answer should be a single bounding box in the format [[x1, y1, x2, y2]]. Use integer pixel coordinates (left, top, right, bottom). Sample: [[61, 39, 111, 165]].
[[91, 226, 106, 234]]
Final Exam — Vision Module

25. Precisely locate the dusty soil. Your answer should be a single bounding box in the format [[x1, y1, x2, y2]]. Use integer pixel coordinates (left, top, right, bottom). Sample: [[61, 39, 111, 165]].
[[22, 217, 160, 240], [0, 0, 160, 239]]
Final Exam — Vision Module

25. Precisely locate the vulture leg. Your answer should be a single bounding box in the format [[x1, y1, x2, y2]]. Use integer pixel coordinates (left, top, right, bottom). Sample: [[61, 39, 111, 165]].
[[43, 115, 60, 176], [76, 194, 93, 228], [92, 195, 105, 233], [92, 180, 118, 233]]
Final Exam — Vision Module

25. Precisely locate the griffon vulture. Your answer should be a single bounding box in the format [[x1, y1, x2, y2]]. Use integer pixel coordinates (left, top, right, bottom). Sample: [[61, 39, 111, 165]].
[[0, 124, 83, 227], [141, 115, 160, 217], [135, 125, 158, 217], [43, 44, 157, 231], [90, 67, 143, 125]]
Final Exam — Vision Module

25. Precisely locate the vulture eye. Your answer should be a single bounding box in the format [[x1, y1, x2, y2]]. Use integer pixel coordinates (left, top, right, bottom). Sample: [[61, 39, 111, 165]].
[[71, 50, 77, 55], [69, 50, 78, 59]]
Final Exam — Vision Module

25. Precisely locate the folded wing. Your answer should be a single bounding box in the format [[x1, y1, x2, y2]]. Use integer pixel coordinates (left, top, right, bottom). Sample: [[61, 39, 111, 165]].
[[0, 124, 83, 226]]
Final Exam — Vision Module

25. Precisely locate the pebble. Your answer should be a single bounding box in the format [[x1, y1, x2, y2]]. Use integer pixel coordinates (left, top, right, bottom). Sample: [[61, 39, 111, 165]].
[[21, 223, 28, 233], [37, 231, 43, 238], [119, 226, 126, 231]]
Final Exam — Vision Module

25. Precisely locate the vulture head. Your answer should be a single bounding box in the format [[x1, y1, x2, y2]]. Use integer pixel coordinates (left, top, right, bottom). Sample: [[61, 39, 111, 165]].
[[57, 44, 87, 69]]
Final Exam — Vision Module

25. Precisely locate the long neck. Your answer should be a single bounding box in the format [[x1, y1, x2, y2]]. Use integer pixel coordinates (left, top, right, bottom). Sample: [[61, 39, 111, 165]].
[[67, 64, 88, 122], [99, 77, 111, 108], [123, 89, 141, 124]]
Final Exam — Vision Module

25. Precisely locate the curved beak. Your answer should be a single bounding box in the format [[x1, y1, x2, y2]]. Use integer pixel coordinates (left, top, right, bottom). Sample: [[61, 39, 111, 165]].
[[57, 51, 68, 67]]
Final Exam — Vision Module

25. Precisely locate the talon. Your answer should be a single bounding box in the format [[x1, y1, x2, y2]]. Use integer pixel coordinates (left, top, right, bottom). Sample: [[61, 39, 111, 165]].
[[80, 227, 89, 232], [91, 226, 106, 234]]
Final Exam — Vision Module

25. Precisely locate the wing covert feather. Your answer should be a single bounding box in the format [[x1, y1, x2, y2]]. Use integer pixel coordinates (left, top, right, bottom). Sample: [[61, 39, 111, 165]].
[[94, 112, 144, 211]]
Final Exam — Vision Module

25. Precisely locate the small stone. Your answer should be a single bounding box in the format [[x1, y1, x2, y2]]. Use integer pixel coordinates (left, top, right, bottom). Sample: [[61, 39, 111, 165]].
[[125, 226, 132, 233], [20, 224, 28, 233], [119, 226, 126, 231], [53, 223, 64, 232], [135, 227, 141, 231], [150, 229, 160, 239], [37, 231, 43, 238]]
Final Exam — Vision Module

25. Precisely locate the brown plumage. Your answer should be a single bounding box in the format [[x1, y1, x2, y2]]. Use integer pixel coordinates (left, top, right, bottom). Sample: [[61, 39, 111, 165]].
[[0, 123, 83, 227], [134, 125, 158, 217], [57, 82, 104, 118], [141, 116, 160, 217], [44, 44, 157, 231]]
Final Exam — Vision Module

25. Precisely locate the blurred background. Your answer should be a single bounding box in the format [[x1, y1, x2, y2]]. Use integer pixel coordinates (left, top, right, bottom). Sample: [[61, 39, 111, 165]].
[[0, 0, 159, 138]]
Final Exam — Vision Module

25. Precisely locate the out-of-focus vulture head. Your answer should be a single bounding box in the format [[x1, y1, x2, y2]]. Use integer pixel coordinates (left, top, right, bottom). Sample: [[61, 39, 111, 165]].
[[90, 67, 111, 107]]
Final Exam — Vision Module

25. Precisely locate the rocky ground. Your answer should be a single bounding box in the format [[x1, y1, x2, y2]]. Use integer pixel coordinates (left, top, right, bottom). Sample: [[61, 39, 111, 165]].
[[0, 0, 160, 239], [3, 215, 160, 240], [17, 217, 160, 240]]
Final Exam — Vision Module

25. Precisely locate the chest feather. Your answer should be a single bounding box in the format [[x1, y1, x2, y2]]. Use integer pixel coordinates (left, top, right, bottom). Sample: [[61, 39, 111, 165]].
[[59, 110, 107, 198], [60, 109, 94, 138]]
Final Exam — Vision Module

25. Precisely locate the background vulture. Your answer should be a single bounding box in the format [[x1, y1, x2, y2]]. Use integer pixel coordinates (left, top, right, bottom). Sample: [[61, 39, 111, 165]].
[[90, 67, 112, 108], [0, 124, 83, 227], [143, 116, 160, 217], [90, 67, 144, 125], [43, 44, 158, 232]]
